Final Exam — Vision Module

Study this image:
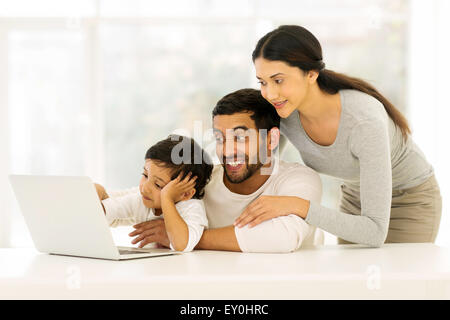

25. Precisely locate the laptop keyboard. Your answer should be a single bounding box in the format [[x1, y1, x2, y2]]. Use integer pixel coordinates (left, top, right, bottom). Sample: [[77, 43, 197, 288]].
[[119, 249, 149, 255]]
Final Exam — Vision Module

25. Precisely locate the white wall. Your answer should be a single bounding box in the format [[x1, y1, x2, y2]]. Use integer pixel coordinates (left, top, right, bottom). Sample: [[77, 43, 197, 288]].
[[0, 25, 11, 247], [408, 0, 450, 246]]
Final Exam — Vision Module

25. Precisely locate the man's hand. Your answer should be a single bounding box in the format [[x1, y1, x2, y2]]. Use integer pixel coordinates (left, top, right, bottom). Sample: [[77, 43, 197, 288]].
[[94, 183, 109, 200], [129, 219, 171, 248]]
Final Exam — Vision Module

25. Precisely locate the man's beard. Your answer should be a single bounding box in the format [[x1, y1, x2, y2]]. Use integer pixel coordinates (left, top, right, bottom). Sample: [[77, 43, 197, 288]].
[[222, 156, 264, 184]]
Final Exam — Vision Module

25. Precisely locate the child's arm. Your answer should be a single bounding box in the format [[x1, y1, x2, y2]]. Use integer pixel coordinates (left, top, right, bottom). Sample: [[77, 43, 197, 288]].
[[160, 173, 197, 251], [94, 183, 109, 214], [101, 192, 149, 227]]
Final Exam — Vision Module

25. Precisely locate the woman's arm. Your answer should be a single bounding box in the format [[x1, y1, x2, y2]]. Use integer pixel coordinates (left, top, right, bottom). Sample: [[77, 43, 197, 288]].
[[233, 164, 321, 228], [233, 119, 392, 247], [233, 195, 310, 228], [305, 120, 392, 247]]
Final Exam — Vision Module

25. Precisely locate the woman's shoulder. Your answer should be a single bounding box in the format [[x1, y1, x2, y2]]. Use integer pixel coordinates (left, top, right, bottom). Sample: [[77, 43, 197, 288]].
[[340, 89, 387, 124]]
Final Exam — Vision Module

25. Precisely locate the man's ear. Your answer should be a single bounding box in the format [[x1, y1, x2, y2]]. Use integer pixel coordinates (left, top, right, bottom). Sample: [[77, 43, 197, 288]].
[[268, 127, 280, 151]]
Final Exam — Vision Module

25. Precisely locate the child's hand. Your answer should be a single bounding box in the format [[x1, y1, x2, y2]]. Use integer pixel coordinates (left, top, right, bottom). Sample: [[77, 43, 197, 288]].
[[160, 172, 197, 203], [94, 183, 109, 200]]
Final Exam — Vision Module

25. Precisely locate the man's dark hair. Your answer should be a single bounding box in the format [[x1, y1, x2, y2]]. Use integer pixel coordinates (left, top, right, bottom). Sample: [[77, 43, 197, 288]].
[[145, 135, 213, 199], [212, 88, 280, 130]]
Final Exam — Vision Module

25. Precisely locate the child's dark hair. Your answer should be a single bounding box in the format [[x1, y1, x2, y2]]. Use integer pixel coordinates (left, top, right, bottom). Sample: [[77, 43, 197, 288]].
[[145, 135, 213, 199]]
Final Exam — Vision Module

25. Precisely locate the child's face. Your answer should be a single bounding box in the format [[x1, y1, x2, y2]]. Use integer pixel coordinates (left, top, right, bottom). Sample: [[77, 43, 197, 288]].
[[139, 159, 174, 209]]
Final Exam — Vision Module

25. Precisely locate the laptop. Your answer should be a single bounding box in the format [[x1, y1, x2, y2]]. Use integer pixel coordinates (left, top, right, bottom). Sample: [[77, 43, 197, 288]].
[[9, 174, 179, 260]]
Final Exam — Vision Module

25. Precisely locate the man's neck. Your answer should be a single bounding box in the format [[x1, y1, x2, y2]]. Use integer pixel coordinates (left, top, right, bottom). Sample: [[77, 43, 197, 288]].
[[223, 161, 275, 195]]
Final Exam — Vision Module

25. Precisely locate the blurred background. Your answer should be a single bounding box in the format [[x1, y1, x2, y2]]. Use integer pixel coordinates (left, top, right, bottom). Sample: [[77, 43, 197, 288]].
[[0, 0, 448, 247]]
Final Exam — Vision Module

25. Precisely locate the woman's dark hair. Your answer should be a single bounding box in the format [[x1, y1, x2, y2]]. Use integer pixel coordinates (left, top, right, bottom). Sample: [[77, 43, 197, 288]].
[[145, 135, 213, 199], [252, 25, 411, 140], [212, 88, 280, 131]]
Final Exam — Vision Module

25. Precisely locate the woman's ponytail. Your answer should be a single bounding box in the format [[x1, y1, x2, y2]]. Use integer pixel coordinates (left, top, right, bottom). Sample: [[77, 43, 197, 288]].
[[253, 25, 411, 140]]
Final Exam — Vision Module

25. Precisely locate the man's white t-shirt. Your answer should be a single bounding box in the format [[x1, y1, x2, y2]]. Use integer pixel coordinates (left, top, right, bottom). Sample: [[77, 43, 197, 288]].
[[102, 194, 208, 252], [203, 159, 323, 253]]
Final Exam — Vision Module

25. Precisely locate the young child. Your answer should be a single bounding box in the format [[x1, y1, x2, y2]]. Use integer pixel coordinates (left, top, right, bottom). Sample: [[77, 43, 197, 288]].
[[95, 134, 213, 252]]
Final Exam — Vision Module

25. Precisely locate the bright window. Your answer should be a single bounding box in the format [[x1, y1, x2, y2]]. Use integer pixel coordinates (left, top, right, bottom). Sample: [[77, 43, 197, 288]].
[[2, 0, 447, 247]]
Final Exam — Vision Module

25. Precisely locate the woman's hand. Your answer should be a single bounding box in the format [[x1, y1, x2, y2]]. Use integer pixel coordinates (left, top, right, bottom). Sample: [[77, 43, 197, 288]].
[[233, 195, 310, 228], [129, 219, 171, 248]]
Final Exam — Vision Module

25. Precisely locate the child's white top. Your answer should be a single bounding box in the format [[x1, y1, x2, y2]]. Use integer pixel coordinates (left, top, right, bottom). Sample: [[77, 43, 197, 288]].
[[102, 192, 208, 252]]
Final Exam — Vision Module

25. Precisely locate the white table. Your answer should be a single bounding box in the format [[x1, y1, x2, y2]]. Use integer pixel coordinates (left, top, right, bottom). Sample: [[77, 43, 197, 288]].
[[1, 243, 450, 299]]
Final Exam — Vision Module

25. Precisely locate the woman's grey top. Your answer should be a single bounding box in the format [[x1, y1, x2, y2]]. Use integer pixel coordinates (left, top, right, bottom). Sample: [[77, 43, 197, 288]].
[[280, 89, 434, 247]]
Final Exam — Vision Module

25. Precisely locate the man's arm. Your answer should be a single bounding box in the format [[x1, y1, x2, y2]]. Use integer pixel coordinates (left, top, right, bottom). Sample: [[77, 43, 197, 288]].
[[195, 226, 241, 252], [129, 221, 241, 251], [130, 217, 308, 253], [198, 215, 315, 253]]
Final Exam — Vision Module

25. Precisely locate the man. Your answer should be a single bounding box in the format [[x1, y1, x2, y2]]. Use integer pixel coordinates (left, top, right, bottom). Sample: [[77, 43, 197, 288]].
[[101, 88, 322, 252]]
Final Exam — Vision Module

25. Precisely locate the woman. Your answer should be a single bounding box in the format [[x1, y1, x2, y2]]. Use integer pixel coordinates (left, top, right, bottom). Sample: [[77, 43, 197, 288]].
[[234, 25, 442, 247]]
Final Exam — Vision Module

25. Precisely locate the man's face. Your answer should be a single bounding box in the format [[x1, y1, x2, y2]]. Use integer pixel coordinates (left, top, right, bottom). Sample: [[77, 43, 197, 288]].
[[213, 112, 270, 184]]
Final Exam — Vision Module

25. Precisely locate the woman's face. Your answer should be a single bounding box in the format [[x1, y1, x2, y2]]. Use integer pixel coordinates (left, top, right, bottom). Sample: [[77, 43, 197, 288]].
[[254, 57, 315, 118]]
